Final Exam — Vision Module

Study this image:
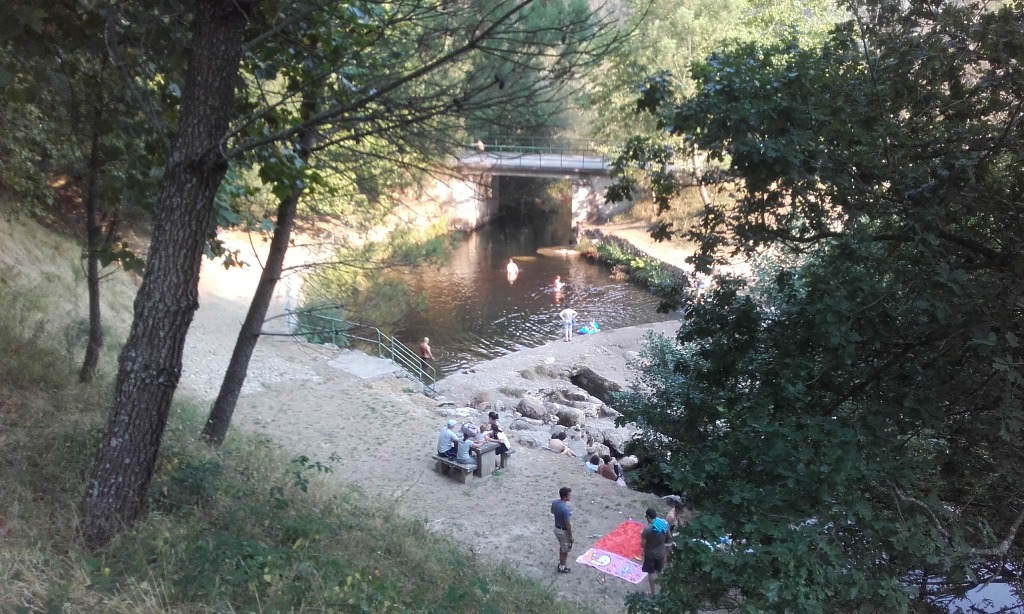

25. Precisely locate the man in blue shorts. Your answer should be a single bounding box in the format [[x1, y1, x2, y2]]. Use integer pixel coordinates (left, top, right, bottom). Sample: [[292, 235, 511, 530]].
[[551, 486, 574, 573]]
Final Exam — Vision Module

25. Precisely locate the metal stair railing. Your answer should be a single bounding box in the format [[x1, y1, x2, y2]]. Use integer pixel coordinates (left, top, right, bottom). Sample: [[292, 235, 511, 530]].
[[297, 314, 436, 390]]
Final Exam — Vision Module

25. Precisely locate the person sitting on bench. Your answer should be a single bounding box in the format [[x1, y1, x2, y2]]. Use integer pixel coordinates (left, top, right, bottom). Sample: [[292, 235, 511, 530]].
[[456, 424, 483, 464], [483, 412, 511, 468], [437, 419, 460, 459]]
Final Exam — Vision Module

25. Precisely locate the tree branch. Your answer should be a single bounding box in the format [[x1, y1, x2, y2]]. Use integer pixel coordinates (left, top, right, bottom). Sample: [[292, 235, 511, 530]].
[[973, 505, 1024, 557]]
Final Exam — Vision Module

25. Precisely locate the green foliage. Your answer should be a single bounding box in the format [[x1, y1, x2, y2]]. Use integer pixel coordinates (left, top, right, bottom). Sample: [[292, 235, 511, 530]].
[[302, 227, 448, 335], [294, 300, 353, 346], [581, 0, 845, 144], [616, 1, 1024, 611], [583, 240, 684, 310]]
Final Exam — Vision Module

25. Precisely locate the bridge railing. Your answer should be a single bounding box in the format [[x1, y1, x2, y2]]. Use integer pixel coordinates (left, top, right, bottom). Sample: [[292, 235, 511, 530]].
[[463, 138, 614, 172], [295, 314, 436, 390]]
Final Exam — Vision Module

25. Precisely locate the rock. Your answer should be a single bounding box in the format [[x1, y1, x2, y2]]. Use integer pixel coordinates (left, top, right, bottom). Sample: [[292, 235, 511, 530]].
[[572, 400, 603, 417], [623, 350, 640, 364], [553, 404, 585, 428], [570, 366, 623, 406], [584, 425, 604, 445], [470, 392, 505, 413], [598, 404, 621, 419], [619, 455, 639, 471], [509, 418, 537, 430], [602, 430, 627, 456], [437, 407, 479, 420], [516, 396, 547, 420], [586, 443, 610, 457], [437, 401, 456, 408]]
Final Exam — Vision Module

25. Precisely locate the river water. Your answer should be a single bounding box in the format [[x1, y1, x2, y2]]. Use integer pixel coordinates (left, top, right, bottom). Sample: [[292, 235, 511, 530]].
[[389, 219, 680, 377]]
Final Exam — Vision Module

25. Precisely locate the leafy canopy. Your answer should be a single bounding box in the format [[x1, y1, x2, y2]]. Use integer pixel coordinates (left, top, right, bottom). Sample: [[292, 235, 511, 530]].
[[615, 1, 1024, 611]]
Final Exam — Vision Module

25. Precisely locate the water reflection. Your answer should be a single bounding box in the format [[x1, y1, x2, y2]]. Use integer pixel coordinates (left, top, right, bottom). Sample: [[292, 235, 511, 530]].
[[391, 222, 680, 377]]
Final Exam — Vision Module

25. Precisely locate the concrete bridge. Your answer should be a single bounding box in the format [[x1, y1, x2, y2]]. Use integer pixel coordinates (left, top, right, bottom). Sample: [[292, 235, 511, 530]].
[[455, 148, 611, 177], [438, 142, 623, 231]]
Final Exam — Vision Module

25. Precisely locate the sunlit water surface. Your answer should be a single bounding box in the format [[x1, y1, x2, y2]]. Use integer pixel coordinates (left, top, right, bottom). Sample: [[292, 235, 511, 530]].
[[389, 223, 680, 377]]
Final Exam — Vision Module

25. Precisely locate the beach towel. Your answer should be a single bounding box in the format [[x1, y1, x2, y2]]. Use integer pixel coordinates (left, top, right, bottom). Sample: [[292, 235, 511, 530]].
[[593, 519, 645, 561], [574, 519, 648, 584], [576, 547, 647, 584]]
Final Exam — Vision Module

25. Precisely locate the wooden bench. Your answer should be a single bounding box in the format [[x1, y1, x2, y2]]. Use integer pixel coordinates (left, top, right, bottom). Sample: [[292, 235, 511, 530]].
[[499, 448, 515, 469], [432, 455, 477, 483]]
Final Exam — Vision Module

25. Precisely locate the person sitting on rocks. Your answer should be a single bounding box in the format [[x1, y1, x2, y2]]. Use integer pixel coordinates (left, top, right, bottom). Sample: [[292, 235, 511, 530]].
[[547, 431, 577, 457], [597, 455, 619, 481], [602, 454, 623, 480], [585, 454, 601, 473]]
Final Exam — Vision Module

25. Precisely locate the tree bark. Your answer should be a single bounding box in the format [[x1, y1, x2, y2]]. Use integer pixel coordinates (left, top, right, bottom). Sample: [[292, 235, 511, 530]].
[[79, 0, 255, 549], [201, 118, 315, 446], [79, 104, 104, 383]]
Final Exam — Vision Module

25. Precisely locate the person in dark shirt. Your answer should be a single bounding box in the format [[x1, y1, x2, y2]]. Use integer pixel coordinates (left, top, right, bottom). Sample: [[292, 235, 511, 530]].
[[551, 486, 574, 573], [640, 507, 669, 595]]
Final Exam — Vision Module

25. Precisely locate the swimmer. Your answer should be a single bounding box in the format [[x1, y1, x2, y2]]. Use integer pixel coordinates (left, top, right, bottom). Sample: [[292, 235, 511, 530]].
[[507, 258, 520, 276], [553, 275, 565, 291]]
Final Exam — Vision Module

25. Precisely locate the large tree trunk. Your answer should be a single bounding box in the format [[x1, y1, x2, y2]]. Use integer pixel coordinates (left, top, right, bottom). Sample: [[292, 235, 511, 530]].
[[79, 105, 104, 383], [79, 0, 255, 549], [201, 120, 315, 445]]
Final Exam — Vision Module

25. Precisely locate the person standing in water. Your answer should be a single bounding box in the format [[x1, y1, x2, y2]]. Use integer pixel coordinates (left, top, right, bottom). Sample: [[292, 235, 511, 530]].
[[419, 337, 434, 372], [558, 306, 578, 342], [553, 275, 565, 291], [506, 258, 520, 282]]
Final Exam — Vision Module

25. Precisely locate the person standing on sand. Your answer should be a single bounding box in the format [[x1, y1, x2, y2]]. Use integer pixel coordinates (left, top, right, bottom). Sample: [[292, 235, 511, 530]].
[[558, 306, 578, 342], [551, 486, 574, 573], [640, 508, 669, 595], [419, 337, 434, 371]]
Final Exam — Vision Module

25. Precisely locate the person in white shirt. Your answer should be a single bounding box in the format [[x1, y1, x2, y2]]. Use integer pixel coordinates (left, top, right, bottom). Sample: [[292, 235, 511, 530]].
[[558, 307, 578, 342]]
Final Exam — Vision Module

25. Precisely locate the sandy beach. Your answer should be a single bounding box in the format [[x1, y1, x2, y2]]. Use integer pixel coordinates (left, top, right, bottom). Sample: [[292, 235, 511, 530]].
[[176, 226, 689, 614]]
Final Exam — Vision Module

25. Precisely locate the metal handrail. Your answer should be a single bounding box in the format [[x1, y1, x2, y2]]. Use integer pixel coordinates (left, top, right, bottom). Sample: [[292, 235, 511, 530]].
[[298, 314, 436, 390]]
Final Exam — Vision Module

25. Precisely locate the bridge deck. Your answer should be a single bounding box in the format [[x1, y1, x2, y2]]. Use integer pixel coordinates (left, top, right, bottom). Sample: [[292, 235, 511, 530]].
[[456, 151, 610, 177]]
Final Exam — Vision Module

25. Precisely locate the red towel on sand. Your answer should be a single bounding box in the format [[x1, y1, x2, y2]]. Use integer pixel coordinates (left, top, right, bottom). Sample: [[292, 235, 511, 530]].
[[592, 519, 645, 562]]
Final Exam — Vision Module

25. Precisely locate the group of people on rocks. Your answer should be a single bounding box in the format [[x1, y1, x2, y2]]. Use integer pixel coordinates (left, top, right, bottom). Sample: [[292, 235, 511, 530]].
[[549, 431, 626, 485], [435, 411, 511, 470]]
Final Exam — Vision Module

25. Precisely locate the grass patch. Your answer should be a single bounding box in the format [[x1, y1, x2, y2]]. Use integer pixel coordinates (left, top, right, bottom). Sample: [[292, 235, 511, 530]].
[[533, 364, 559, 379], [497, 386, 527, 398]]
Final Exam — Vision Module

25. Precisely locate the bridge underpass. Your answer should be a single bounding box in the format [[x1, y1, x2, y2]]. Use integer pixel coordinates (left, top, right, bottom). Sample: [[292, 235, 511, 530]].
[[447, 142, 625, 230]]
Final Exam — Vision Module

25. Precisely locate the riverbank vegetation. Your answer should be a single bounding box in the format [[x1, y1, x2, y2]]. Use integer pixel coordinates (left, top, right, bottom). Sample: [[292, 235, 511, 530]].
[[577, 234, 688, 312], [0, 259, 573, 613], [613, 2, 1024, 612]]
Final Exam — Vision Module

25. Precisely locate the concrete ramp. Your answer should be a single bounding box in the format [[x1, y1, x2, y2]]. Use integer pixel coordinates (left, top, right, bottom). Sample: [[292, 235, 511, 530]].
[[327, 350, 403, 380]]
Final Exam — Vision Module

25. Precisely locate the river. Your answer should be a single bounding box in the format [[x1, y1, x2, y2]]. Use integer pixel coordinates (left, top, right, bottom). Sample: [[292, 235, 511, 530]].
[[388, 219, 680, 377]]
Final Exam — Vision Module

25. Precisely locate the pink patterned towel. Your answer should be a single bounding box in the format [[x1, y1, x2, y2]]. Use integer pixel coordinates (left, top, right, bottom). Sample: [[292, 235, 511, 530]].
[[575, 547, 648, 584]]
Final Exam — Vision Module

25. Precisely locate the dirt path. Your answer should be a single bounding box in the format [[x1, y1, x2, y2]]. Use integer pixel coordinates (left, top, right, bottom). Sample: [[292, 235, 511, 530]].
[[177, 226, 687, 614]]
